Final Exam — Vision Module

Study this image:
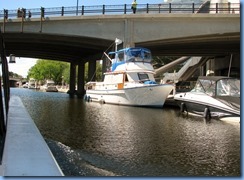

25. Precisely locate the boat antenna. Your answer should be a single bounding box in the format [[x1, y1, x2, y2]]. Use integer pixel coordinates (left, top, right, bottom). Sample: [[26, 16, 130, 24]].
[[228, 54, 233, 77]]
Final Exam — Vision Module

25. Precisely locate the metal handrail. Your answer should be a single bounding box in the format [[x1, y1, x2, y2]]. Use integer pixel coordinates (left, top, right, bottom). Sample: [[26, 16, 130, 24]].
[[0, 3, 240, 19]]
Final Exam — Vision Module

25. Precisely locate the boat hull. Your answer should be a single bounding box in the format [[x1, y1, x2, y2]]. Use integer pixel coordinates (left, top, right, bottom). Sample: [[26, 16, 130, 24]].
[[85, 84, 174, 107], [174, 92, 240, 121]]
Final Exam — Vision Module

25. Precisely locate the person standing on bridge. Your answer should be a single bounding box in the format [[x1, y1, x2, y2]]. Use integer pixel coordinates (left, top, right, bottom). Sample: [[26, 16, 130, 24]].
[[131, 0, 137, 14]]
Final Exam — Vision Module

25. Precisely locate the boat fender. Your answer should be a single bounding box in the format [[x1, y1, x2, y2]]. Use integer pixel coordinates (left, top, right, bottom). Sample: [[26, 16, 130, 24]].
[[86, 95, 91, 102], [180, 102, 187, 113], [99, 99, 105, 104], [203, 107, 211, 119], [83, 95, 87, 101]]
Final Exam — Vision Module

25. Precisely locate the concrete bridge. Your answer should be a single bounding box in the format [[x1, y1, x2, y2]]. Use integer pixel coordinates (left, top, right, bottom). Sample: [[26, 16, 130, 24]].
[[1, 13, 240, 59], [0, 2, 240, 96]]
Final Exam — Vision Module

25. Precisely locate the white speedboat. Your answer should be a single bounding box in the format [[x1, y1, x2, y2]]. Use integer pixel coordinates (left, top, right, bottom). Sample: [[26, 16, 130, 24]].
[[40, 79, 58, 92], [174, 76, 240, 122], [84, 47, 174, 107]]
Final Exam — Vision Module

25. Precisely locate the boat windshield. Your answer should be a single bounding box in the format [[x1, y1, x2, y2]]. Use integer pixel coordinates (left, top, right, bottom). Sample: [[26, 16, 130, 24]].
[[191, 78, 240, 97], [191, 79, 216, 96], [216, 78, 240, 97], [125, 48, 152, 63]]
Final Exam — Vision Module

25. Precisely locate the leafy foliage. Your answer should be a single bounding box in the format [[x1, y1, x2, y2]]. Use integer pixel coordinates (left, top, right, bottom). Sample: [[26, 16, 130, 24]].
[[27, 59, 69, 84], [9, 71, 23, 78]]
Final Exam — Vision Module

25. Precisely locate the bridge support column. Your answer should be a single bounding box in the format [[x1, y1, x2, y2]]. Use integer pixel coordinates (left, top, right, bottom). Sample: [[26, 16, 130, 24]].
[[88, 60, 96, 82], [76, 61, 85, 98], [67, 62, 76, 97]]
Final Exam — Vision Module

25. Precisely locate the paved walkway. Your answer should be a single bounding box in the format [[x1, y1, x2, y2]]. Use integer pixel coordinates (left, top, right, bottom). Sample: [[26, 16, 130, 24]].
[[1, 96, 63, 176]]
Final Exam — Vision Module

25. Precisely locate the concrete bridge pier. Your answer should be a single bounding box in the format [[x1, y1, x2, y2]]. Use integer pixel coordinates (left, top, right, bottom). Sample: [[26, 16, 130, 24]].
[[67, 62, 76, 97], [76, 61, 85, 98], [88, 60, 96, 82], [67, 60, 97, 98]]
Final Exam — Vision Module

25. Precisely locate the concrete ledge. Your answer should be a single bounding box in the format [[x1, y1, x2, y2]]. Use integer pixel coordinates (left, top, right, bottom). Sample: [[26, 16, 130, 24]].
[[1, 96, 64, 176]]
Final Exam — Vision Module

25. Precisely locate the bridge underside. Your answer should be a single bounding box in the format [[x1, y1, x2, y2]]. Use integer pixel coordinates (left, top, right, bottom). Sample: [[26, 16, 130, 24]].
[[2, 32, 240, 61], [2, 32, 114, 62], [137, 32, 240, 56]]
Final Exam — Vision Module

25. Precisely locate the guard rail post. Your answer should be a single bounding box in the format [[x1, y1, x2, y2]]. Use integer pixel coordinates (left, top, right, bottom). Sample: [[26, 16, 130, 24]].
[[158, 4, 161, 13], [228, 2, 231, 13], [192, 3, 195, 13], [4, 9, 8, 20], [124, 4, 127, 14], [81, 5, 84, 15], [41, 7, 45, 18], [61, 6, 64, 16], [21, 9, 24, 33], [102, 5, 105, 15]]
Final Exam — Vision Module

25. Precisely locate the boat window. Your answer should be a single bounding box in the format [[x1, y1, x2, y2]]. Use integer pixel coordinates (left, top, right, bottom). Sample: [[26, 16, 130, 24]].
[[126, 48, 152, 63], [216, 79, 240, 97], [116, 51, 124, 62], [104, 73, 124, 84], [143, 50, 152, 63], [138, 73, 149, 82], [125, 74, 128, 82], [191, 80, 204, 93], [191, 79, 216, 96], [202, 79, 216, 96]]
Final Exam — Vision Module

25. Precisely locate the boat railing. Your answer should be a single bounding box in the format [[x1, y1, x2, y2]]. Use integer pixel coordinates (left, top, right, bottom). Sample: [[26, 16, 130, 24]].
[[0, 3, 240, 20]]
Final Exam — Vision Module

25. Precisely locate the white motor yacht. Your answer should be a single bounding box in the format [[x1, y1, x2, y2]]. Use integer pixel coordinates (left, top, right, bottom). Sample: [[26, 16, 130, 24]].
[[84, 47, 174, 107]]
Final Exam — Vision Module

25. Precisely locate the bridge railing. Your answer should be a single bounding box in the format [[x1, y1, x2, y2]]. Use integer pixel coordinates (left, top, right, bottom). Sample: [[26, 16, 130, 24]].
[[0, 3, 240, 19]]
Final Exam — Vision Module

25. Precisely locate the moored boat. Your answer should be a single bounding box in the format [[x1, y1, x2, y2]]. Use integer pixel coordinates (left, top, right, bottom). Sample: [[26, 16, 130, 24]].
[[174, 76, 240, 122], [40, 79, 58, 92], [84, 47, 174, 107]]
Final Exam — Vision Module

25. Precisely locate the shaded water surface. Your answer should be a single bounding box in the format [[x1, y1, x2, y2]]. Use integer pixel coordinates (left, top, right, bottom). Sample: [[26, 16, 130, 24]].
[[10, 88, 240, 176]]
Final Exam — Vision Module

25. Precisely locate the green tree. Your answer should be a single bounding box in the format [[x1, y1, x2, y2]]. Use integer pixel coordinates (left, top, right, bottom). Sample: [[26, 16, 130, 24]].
[[28, 59, 69, 84], [9, 71, 23, 78]]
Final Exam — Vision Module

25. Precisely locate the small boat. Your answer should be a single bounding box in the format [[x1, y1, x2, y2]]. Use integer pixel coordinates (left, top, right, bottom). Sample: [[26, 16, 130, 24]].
[[28, 78, 38, 89], [40, 79, 58, 92], [174, 76, 240, 122], [84, 47, 174, 107]]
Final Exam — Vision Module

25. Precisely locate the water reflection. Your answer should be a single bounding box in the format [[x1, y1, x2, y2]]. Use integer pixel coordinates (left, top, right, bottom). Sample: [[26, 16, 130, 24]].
[[10, 88, 240, 176]]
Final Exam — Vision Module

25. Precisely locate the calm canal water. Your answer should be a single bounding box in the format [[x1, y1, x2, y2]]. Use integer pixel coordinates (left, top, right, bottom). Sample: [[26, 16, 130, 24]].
[[10, 88, 240, 176]]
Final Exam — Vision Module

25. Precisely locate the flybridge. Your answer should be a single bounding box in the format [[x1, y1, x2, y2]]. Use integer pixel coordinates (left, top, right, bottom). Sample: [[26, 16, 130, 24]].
[[110, 47, 152, 72]]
